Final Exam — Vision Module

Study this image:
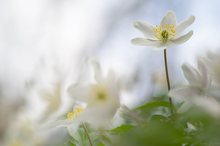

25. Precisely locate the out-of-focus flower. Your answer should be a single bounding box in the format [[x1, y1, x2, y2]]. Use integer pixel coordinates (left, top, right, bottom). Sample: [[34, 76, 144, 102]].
[[0, 99, 23, 140], [169, 58, 220, 116], [39, 81, 63, 120], [132, 11, 195, 49], [69, 61, 120, 125], [2, 114, 44, 146], [55, 60, 121, 136], [68, 61, 120, 126], [169, 58, 210, 100]]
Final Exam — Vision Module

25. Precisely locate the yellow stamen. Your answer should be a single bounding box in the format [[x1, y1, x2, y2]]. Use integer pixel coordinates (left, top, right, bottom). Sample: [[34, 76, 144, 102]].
[[154, 24, 176, 42], [66, 106, 85, 120], [74, 106, 84, 113], [67, 112, 75, 120]]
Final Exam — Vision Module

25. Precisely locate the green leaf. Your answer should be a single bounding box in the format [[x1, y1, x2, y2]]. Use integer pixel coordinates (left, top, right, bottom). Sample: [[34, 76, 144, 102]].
[[68, 143, 76, 146], [135, 100, 170, 111], [63, 135, 80, 146], [64, 139, 78, 146], [151, 114, 168, 122], [149, 95, 168, 100], [97, 142, 105, 146], [109, 124, 134, 134], [116, 121, 185, 146]]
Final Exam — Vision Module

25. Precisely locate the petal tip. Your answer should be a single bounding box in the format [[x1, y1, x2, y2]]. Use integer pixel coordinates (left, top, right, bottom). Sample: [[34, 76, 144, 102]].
[[131, 38, 137, 44], [189, 30, 194, 37], [131, 38, 142, 45], [133, 21, 141, 28], [191, 15, 196, 22], [133, 21, 138, 27], [188, 15, 195, 25], [181, 63, 188, 69], [166, 10, 175, 15], [189, 30, 193, 35]]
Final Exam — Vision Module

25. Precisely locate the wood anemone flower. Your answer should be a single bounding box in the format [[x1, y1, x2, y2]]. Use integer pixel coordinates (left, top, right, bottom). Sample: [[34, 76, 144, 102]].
[[132, 11, 195, 49]]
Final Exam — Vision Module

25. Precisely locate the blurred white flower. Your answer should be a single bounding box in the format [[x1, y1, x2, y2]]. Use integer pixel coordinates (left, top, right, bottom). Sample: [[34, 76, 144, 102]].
[[169, 58, 210, 100], [132, 11, 195, 49], [169, 58, 220, 116], [55, 60, 121, 136], [69, 61, 120, 125], [0, 99, 23, 140], [2, 114, 44, 146]]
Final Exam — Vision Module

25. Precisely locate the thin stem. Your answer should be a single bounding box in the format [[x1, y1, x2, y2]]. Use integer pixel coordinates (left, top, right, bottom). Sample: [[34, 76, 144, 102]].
[[163, 49, 171, 90], [163, 49, 174, 115], [82, 122, 93, 146]]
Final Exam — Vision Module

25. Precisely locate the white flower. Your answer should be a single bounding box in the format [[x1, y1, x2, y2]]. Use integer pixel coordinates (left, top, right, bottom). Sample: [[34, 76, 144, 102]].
[[69, 61, 120, 125], [169, 58, 220, 116], [2, 114, 44, 146], [169, 58, 210, 100], [132, 11, 195, 49], [55, 60, 121, 136]]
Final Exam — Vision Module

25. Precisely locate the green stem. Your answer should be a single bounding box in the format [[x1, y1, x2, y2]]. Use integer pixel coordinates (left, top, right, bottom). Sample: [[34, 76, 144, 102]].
[[82, 122, 93, 146], [163, 49, 174, 115]]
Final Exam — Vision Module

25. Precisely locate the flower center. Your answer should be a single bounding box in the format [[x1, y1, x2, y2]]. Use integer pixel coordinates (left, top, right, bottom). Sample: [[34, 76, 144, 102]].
[[92, 85, 108, 102], [161, 30, 169, 41], [97, 90, 107, 101], [67, 105, 85, 120], [154, 24, 176, 42]]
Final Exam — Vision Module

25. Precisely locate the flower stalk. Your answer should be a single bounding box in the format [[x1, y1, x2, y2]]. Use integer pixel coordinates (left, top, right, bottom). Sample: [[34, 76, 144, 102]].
[[82, 122, 93, 146], [163, 49, 174, 115]]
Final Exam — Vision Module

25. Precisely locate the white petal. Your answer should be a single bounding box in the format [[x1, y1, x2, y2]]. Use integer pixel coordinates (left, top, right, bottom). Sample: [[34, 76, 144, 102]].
[[133, 21, 154, 37], [197, 57, 209, 87], [77, 57, 92, 83], [67, 122, 81, 138], [207, 86, 220, 99], [182, 63, 201, 86], [194, 97, 220, 117], [106, 69, 116, 81], [176, 16, 195, 33], [171, 31, 193, 44], [105, 69, 118, 87], [131, 38, 164, 48], [160, 11, 176, 26], [80, 106, 117, 128], [169, 86, 202, 100], [50, 119, 72, 128], [68, 84, 90, 101], [91, 60, 104, 83]]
